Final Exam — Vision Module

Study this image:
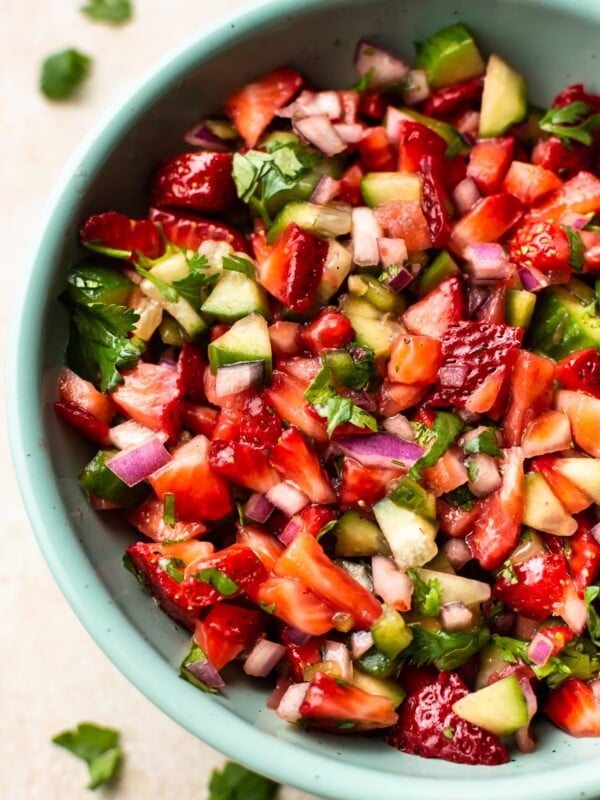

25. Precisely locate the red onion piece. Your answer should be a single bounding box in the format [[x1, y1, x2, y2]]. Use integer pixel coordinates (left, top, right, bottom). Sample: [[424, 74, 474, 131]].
[[309, 174, 341, 205], [278, 89, 343, 120], [214, 360, 265, 397], [276, 682, 310, 722], [350, 630, 374, 659], [442, 539, 472, 571], [266, 675, 292, 709], [518, 266, 549, 293], [266, 481, 310, 517], [184, 123, 232, 151], [515, 725, 537, 754], [557, 583, 588, 634], [385, 265, 413, 293], [354, 40, 410, 89], [109, 420, 168, 450], [333, 122, 365, 144], [243, 639, 286, 677], [403, 69, 430, 105], [452, 177, 482, 215], [463, 243, 511, 284], [293, 114, 346, 156], [438, 364, 469, 388], [333, 432, 424, 468], [456, 110, 480, 138], [279, 516, 302, 546], [385, 106, 412, 142], [590, 522, 600, 546], [280, 625, 311, 647], [526, 632, 554, 667], [440, 602, 474, 632], [183, 656, 225, 689], [106, 436, 171, 487], [322, 640, 353, 682], [244, 492, 275, 524], [382, 413, 415, 440], [372, 555, 413, 611], [559, 211, 593, 230], [466, 453, 503, 498], [377, 237, 408, 269], [351, 206, 383, 267]]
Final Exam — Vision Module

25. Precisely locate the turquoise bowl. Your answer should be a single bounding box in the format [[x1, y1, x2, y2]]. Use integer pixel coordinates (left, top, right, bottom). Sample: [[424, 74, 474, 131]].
[[8, 0, 600, 797]]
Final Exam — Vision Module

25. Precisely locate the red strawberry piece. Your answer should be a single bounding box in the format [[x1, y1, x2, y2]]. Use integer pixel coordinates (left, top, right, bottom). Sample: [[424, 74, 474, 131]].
[[301, 309, 354, 356], [208, 439, 280, 494], [256, 576, 338, 636], [210, 388, 254, 441], [194, 603, 266, 670], [285, 636, 327, 682], [181, 543, 268, 607], [265, 370, 329, 444], [509, 220, 572, 276], [81, 211, 164, 260], [148, 207, 250, 253], [224, 66, 304, 148], [449, 192, 524, 257], [386, 671, 509, 765], [545, 679, 600, 737], [423, 77, 483, 120], [493, 551, 570, 620], [339, 456, 403, 512], [280, 503, 338, 545], [269, 425, 336, 505], [524, 171, 600, 224], [532, 137, 593, 180], [556, 348, 600, 400], [54, 401, 111, 445], [258, 223, 328, 313], [374, 200, 432, 252], [112, 361, 183, 443], [125, 494, 207, 542], [419, 153, 452, 248], [466, 137, 515, 195], [177, 342, 207, 403], [239, 391, 282, 448], [151, 152, 237, 213], [402, 276, 465, 339], [358, 126, 396, 171], [359, 89, 388, 120], [337, 162, 365, 206], [429, 321, 523, 414], [502, 350, 556, 447], [552, 83, 600, 111], [546, 512, 600, 594]]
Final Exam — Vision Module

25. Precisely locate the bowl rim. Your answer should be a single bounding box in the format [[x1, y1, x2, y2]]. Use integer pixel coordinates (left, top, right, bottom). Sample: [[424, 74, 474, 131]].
[[7, 0, 600, 797]]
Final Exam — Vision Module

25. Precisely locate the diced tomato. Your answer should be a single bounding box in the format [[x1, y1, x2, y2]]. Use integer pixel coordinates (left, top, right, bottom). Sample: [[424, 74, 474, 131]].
[[149, 435, 232, 521], [388, 334, 443, 385], [358, 126, 396, 171], [374, 200, 432, 252], [545, 679, 600, 737], [194, 604, 266, 670], [466, 447, 524, 570], [554, 389, 600, 457], [209, 439, 281, 493], [530, 456, 593, 515], [112, 361, 183, 443], [339, 457, 402, 512], [449, 193, 524, 256], [81, 211, 164, 260], [502, 350, 556, 446], [301, 310, 354, 356], [466, 137, 514, 195], [402, 276, 465, 339], [501, 161, 563, 206], [299, 671, 398, 731], [125, 495, 208, 542], [255, 576, 338, 636], [273, 532, 383, 629], [525, 171, 600, 224], [265, 370, 329, 443], [493, 550, 570, 620], [270, 426, 336, 504], [224, 66, 304, 148], [148, 207, 250, 254], [151, 152, 237, 214], [236, 525, 284, 571], [182, 401, 218, 438], [556, 348, 600, 399]]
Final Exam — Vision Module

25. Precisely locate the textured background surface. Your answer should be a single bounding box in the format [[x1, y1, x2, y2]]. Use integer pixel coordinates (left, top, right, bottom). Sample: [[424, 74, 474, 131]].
[[0, 3, 321, 798]]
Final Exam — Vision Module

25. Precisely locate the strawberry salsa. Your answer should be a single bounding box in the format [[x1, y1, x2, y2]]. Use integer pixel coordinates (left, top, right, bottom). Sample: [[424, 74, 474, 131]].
[[56, 23, 600, 765]]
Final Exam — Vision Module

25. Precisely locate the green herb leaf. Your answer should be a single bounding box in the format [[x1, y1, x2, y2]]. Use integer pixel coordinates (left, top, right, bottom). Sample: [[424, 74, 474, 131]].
[[159, 556, 185, 583], [40, 49, 91, 100], [407, 569, 441, 617], [180, 644, 220, 693], [195, 567, 239, 596], [585, 585, 600, 646], [81, 0, 132, 23], [305, 364, 378, 437], [562, 225, 586, 272], [208, 761, 280, 800], [66, 303, 144, 391], [136, 263, 179, 303], [163, 493, 176, 526], [405, 624, 490, 671], [222, 254, 256, 280], [492, 634, 600, 688], [466, 458, 479, 483], [464, 428, 502, 457], [172, 253, 217, 311], [52, 722, 123, 790], [539, 101, 600, 147], [442, 484, 476, 511], [499, 559, 519, 585], [350, 67, 374, 93], [409, 412, 464, 479]]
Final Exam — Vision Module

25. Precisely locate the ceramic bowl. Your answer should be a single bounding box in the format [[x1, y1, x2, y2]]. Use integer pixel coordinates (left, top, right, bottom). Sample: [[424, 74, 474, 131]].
[[8, 0, 600, 797]]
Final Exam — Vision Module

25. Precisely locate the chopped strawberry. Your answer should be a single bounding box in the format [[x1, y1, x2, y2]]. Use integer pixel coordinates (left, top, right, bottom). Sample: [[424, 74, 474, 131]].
[[358, 126, 396, 171], [521, 409, 572, 458], [530, 456, 593, 515], [449, 192, 524, 256], [359, 89, 388, 120], [181, 543, 268, 607], [148, 207, 249, 253], [466, 137, 515, 195], [493, 551, 570, 620], [54, 401, 111, 445], [554, 389, 600, 458], [265, 370, 329, 443], [210, 389, 254, 441], [436, 498, 482, 538], [209, 439, 280, 493], [422, 448, 469, 496], [545, 679, 600, 737], [535, 624, 575, 656], [501, 161, 563, 207], [269, 320, 304, 358], [374, 200, 432, 252], [177, 342, 207, 403], [339, 457, 402, 512], [280, 504, 338, 545], [239, 391, 282, 448], [423, 77, 483, 119], [376, 380, 428, 416], [388, 333, 443, 385], [57, 367, 117, 423], [402, 276, 465, 339], [397, 120, 447, 173], [236, 524, 284, 571], [532, 137, 594, 180], [151, 152, 237, 213], [387, 672, 509, 765], [224, 66, 304, 148], [81, 211, 164, 260], [299, 671, 398, 732], [125, 494, 208, 542], [112, 361, 183, 443], [547, 512, 600, 594], [285, 636, 327, 682], [429, 321, 523, 414], [503, 350, 556, 447], [337, 162, 365, 206], [258, 223, 328, 313], [525, 171, 600, 224], [256, 576, 338, 636], [509, 220, 572, 278], [270, 426, 336, 505], [194, 603, 266, 670], [556, 348, 600, 399], [301, 309, 354, 356]]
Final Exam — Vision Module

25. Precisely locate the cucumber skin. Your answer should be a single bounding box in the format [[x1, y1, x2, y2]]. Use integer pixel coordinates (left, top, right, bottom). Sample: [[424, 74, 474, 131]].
[[415, 23, 485, 89], [526, 288, 600, 360]]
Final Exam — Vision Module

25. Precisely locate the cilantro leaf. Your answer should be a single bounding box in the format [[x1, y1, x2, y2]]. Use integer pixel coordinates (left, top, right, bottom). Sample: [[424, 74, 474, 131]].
[[464, 428, 502, 457], [159, 556, 185, 583], [409, 412, 464, 479], [466, 458, 479, 483], [442, 484, 476, 511], [499, 559, 519, 585], [40, 49, 91, 100], [585, 585, 600, 646], [539, 101, 600, 147], [66, 302, 144, 391], [172, 253, 217, 311], [208, 761, 279, 800], [194, 567, 239, 596], [407, 569, 441, 617], [80, 0, 132, 23], [350, 67, 375, 93], [493, 634, 600, 688], [405, 624, 490, 671], [562, 225, 586, 272], [222, 254, 256, 279], [163, 493, 176, 526], [305, 364, 377, 436], [52, 722, 123, 790]]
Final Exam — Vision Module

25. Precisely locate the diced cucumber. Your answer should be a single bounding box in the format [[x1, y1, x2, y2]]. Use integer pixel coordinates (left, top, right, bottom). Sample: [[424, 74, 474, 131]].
[[351, 671, 406, 708], [526, 278, 600, 359], [67, 262, 133, 306], [139, 278, 207, 339], [417, 250, 460, 296], [208, 312, 272, 377], [424, 551, 456, 575], [159, 316, 187, 347], [132, 296, 163, 341], [414, 568, 491, 606], [201, 269, 269, 321], [334, 510, 390, 557], [452, 674, 529, 735], [506, 288, 536, 329], [180, 643, 219, 693], [415, 23, 485, 88], [522, 471, 578, 536], [79, 450, 150, 508], [267, 201, 352, 243], [390, 477, 437, 522], [475, 642, 509, 690], [334, 559, 373, 592], [313, 240, 353, 307], [361, 172, 422, 208], [150, 251, 192, 283], [391, 107, 470, 156], [371, 606, 413, 660], [479, 54, 527, 138], [373, 497, 439, 570], [340, 294, 402, 359], [355, 647, 397, 678], [348, 273, 405, 314], [552, 458, 600, 504]]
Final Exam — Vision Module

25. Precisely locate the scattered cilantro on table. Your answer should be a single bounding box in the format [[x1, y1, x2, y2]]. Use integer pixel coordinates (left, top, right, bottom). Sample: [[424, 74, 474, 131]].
[[52, 722, 123, 790], [208, 761, 280, 800], [81, 0, 133, 24], [40, 49, 92, 100]]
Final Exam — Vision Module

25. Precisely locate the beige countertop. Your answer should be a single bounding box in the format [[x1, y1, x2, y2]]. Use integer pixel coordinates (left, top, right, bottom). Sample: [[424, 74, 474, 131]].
[[0, 4, 321, 798]]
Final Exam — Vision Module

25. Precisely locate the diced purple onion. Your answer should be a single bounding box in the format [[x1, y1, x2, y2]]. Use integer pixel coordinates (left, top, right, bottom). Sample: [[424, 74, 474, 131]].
[[343, 389, 377, 413], [322, 640, 353, 682], [438, 364, 469, 388], [440, 602, 473, 632], [526, 632, 554, 667], [280, 625, 311, 647], [403, 69, 430, 105], [466, 453, 503, 498], [385, 106, 412, 142], [350, 630, 374, 659], [244, 492, 275, 524], [351, 206, 383, 267], [354, 40, 410, 90], [557, 584, 588, 635], [109, 420, 168, 450], [214, 360, 265, 398], [463, 243, 511, 284], [334, 432, 424, 468], [442, 539, 472, 571], [386, 265, 414, 293], [293, 114, 347, 156], [266, 481, 310, 517], [184, 122, 232, 151], [590, 522, 600, 546], [276, 682, 310, 722], [106, 436, 172, 487], [559, 210, 592, 230], [518, 266, 549, 293], [279, 516, 302, 546], [468, 285, 489, 317], [452, 177, 482, 215], [243, 638, 286, 677], [309, 174, 341, 205], [158, 348, 178, 367], [277, 89, 343, 120], [456, 110, 480, 139], [372, 555, 413, 611], [184, 657, 225, 689], [377, 237, 408, 269]]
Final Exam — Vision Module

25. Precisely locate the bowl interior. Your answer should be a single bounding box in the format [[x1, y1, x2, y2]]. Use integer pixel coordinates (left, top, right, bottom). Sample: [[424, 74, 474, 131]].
[[9, 0, 600, 798]]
